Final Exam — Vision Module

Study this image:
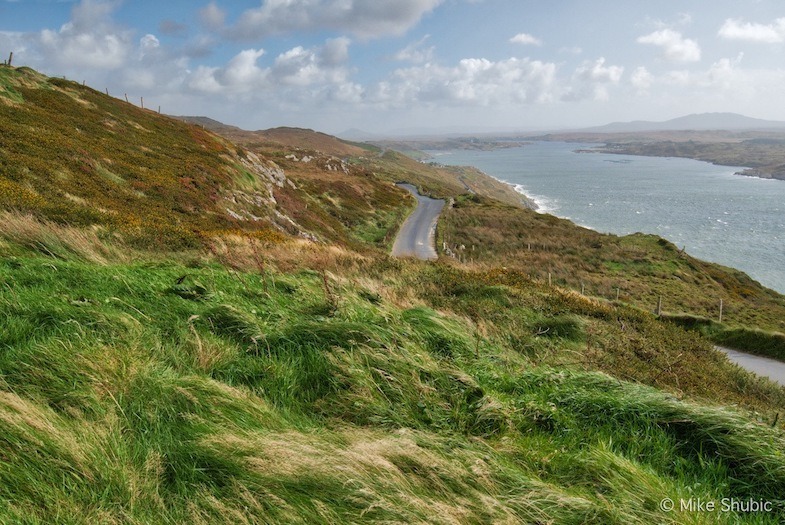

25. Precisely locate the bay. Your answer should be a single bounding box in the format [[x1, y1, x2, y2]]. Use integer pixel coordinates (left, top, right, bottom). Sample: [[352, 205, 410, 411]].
[[432, 141, 785, 294]]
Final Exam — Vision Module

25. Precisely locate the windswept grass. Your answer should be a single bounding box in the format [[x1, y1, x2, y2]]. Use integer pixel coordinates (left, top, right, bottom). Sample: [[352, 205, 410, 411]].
[[664, 313, 785, 361], [2, 235, 785, 522]]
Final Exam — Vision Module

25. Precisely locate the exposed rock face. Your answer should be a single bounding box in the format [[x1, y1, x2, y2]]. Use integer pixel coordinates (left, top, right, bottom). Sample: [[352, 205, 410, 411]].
[[323, 157, 349, 174], [221, 149, 316, 239], [241, 151, 294, 189]]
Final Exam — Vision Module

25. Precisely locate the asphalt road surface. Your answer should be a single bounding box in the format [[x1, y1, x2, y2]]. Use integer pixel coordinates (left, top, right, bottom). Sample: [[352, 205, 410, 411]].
[[391, 183, 445, 260], [717, 346, 785, 386]]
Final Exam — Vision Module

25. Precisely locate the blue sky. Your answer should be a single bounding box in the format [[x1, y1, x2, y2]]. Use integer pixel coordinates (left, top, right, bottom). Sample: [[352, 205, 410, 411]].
[[2, 0, 785, 135]]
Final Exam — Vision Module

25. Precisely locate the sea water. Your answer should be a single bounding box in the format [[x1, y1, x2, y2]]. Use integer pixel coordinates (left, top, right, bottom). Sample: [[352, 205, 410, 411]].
[[432, 141, 785, 294]]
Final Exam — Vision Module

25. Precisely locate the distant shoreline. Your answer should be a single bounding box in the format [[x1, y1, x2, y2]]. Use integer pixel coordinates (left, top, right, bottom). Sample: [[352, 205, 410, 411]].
[[581, 145, 779, 180], [558, 140, 785, 182]]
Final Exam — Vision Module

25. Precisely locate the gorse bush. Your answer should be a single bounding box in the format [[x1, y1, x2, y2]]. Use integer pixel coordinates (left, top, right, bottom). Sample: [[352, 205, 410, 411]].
[[0, 69, 290, 250]]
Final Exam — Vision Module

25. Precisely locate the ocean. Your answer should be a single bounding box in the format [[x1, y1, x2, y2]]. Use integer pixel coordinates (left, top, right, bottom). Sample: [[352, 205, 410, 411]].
[[432, 141, 785, 294]]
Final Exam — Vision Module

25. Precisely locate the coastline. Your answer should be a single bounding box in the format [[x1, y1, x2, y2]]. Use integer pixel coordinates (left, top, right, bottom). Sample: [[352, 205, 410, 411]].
[[509, 183, 557, 214], [582, 144, 785, 182], [432, 142, 785, 294]]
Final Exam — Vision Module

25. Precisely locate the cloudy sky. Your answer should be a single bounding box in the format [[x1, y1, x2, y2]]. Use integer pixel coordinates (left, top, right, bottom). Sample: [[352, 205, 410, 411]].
[[2, 0, 785, 135]]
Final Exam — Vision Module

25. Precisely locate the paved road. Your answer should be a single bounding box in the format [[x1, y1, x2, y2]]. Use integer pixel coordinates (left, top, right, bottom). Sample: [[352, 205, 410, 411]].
[[717, 346, 785, 386], [391, 183, 445, 260]]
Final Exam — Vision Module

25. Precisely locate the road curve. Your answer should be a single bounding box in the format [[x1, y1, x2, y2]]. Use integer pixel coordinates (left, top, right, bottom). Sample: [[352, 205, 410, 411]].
[[716, 346, 785, 387], [391, 183, 445, 260]]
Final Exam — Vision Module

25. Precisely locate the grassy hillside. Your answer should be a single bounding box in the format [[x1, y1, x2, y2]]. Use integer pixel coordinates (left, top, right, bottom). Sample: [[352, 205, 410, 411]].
[[3, 65, 785, 523], [440, 195, 785, 335], [0, 67, 306, 249], [0, 66, 424, 253], [2, 217, 785, 523], [186, 117, 532, 209]]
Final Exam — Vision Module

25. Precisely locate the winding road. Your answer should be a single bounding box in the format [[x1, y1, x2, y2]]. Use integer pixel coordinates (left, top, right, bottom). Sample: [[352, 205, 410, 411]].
[[717, 346, 785, 387], [391, 184, 785, 386], [391, 183, 445, 260]]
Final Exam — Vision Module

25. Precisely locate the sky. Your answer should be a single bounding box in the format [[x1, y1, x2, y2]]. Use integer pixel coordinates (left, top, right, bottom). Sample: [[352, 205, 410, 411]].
[[2, 0, 785, 135]]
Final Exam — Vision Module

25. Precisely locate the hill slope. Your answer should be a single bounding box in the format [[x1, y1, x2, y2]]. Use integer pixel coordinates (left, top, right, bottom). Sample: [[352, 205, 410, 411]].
[[3, 65, 785, 523], [0, 66, 304, 248]]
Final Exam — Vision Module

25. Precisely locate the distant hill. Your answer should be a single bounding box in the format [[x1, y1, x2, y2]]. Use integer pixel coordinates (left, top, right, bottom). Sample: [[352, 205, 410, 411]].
[[0, 67, 304, 248], [175, 117, 370, 157], [337, 128, 381, 141], [173, 115, 244, 134], [580, 112, 785, 133]]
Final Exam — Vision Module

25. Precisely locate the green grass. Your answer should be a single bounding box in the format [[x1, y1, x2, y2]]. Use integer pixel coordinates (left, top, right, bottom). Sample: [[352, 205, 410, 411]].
[[2, 236, 785, 523], [440, 194, 785, 335], [664, 313, 785, 361]]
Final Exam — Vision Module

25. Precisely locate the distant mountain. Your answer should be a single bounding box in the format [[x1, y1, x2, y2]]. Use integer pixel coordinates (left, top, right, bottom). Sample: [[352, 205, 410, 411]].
[[580, 113, 785, 133]]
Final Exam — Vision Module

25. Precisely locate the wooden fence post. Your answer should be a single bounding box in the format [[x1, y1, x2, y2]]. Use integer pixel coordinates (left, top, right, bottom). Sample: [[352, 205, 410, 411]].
[[8, 52, 12, 66], [719, 299, 724, 323]]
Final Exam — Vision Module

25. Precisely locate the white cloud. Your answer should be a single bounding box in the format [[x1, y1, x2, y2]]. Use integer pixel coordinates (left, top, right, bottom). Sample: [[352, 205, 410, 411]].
[[373, 57, 556, 107], [321, 37, 351, 66], [637, 29, 701, 63], [0, 30, 27, 61], [187, 39, 354, 95], [221, 0, 443, 40], [37, 0, 132, 69], [630, 66, 653, 93], [392, 35, 434, 63], [199, 2, 226, 31], [139, 34, 160, 54], [509, 33, 542, 46], [223, 48, 268, 87], [629, 54, 764, 108], [564, 57, 623, 101], [718, 18, 785, 43]]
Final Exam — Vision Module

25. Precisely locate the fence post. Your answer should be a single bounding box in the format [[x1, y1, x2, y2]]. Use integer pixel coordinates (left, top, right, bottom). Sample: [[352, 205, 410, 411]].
[[8, 52, 12, 66], [719, 299, 723, 323]]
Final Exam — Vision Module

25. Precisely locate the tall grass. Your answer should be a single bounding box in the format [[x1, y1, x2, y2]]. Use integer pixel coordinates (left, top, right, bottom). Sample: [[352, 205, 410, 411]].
[[2, 242, 785, 522]]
